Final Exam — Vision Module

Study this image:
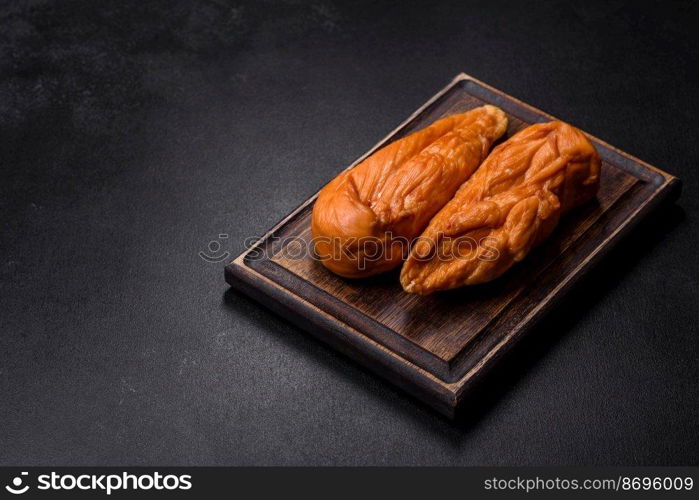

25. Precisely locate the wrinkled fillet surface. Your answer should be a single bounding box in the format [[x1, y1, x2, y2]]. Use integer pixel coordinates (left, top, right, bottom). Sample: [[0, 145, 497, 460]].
[[400, 121, 601, 294], [312, 105, 508, 278]]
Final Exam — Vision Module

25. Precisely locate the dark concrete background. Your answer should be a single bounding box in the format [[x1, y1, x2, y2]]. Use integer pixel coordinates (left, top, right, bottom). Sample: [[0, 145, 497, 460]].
[[1, 0, 697, 465]]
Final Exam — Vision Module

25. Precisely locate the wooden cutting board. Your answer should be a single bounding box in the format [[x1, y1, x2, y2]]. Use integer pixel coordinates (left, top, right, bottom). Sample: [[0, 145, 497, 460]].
[[225, 73, 681, 418]]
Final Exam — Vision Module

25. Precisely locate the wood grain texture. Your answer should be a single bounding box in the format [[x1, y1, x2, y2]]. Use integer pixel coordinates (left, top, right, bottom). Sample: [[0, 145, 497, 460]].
[[225, 73, 681, 417]]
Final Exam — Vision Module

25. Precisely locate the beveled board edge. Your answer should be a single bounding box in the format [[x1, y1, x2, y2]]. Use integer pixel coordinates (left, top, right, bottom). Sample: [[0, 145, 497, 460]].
[[225, 73, 682, 416], [246, 255, 453, 380], [225, 258, 460, 417], [450, 174, 681, 402]]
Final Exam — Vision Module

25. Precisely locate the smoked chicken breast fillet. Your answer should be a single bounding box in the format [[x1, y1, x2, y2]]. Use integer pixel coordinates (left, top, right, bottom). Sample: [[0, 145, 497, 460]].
[[311, 105, 508, 278], [400, 121, 601, 294]]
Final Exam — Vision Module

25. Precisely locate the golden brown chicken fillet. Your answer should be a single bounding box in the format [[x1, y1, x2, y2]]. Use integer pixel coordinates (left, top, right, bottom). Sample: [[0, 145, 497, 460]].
[[400, 121, 601, 294], [311, 105, 508, 278]]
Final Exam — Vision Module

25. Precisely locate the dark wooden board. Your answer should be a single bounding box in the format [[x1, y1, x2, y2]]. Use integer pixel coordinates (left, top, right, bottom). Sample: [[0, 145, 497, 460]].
[[225, 73, 681, 418]]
